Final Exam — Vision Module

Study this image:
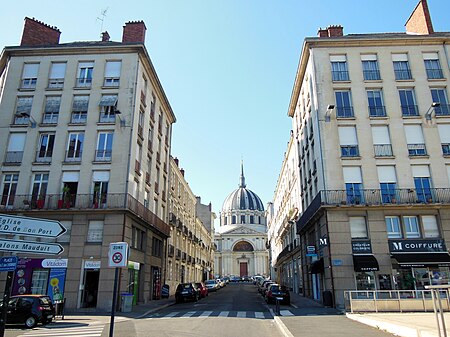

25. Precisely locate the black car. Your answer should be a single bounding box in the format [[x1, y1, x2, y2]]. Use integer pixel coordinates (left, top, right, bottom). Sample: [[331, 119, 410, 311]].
[[265, 284, 290, 305], [175, 283, 200, 303], [1, 295, 55, 328]]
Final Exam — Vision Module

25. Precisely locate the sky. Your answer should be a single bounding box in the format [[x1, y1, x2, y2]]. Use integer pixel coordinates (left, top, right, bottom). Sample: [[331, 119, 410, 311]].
[[0, 0, 448, 231]]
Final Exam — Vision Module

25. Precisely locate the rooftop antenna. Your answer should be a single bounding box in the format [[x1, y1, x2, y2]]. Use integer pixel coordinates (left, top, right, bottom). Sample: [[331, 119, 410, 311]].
[[97, 7, 108, 36]]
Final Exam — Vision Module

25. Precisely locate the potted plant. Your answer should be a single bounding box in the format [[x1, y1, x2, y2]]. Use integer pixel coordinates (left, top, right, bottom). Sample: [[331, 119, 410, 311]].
[[93, 185, 100, 208], [63, 185, 71, 208]]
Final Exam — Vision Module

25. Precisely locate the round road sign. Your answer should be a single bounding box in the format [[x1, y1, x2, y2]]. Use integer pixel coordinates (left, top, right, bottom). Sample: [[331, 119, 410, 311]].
[[112, 252, 123, 264]]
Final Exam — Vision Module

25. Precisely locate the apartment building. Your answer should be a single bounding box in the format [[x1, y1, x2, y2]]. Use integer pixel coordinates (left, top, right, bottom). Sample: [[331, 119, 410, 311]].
[[0, 18, 175, 311], [271, 0, 450, 309], [167, 157, 215, 294]]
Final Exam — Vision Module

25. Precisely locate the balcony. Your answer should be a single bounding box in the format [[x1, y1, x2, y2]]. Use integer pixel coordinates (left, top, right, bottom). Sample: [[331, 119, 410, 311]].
[[363, 70, 381, 81], [94, 150, 112, 162], [435, 104, 450, 117], [374, 144, 393, 157], [4, 151, 23, 164], [103, 77, 120, 87], [332, 70, 349, 81], [407, 144, 427, 157], [169, 213, 177, 224], [42, 113, 59, 124], [401, 105, 419, 117], [76, 78, 92, 88], [297, 188, 450, 233], [35, 150, 53, 163], [394, 69, 412, 81], [426, 68, 444, 80], [182, 252, 187, 262], [368, 106, 386, 118], [71, 112, 87, 124], [0, 193, 171, 236], [65, 150, 82, 163], [336, 106, 354, 118], [48, 78, 64, 89]]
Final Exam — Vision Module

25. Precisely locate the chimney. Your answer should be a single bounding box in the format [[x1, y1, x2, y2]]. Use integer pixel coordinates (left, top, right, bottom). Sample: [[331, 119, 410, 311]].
[[174, 157, 179, 166], [317, 28, 328, 37], [180, 169, 185, 177], [101, 31, 110, 42], [122, 21, 146, 43], [405, 0, 434, 35], [20, 17, 61, 46], [327, 25, 344, 37]]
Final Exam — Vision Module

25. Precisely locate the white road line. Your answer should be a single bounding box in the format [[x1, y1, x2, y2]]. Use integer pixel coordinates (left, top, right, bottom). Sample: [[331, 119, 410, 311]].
[[199, 311, 213, 317], [291, 304, 298, 309], [181, 311, 196, 318], [280, 310, 294, 316], [255, 312, 265, 319], [218, 311, 229, 317], [165, 311, 179, 317], [21, 332, 102, 337], [237, 311, 246, 318]]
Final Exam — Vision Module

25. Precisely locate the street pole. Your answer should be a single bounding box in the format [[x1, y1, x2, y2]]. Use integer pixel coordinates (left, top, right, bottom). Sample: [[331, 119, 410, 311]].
[[0, 271, 13, 337], [109, 267, 119, 337]]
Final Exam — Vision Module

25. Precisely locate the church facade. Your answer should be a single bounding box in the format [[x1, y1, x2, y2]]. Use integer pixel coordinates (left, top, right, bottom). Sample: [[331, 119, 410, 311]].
[[214, 165, 269, 277]]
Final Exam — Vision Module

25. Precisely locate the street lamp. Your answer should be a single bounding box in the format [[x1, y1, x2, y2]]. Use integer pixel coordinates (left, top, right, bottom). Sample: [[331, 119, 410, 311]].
[[425, 102, 441, 121], [325, 104, 335, 122]]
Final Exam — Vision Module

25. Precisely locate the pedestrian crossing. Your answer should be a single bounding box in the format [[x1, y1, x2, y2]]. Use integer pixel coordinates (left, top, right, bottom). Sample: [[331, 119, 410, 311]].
[[17, 323, 105, 337], [146, 310, 294, 319]]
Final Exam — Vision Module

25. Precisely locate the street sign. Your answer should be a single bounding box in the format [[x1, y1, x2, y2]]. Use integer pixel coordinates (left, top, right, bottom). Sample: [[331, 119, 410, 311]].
[[108, 242, 129, 268], [0, 214, 66, 238], [0, 239, 63, 255], [0, 256, 17, 272]]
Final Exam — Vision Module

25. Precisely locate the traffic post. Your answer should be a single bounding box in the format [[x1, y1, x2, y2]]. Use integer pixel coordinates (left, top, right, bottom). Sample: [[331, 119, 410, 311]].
[[108, 242, 129, 337]]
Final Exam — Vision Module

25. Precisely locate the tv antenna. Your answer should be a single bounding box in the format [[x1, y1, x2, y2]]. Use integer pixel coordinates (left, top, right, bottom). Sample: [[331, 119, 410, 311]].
[[97, 8, 108, 33]]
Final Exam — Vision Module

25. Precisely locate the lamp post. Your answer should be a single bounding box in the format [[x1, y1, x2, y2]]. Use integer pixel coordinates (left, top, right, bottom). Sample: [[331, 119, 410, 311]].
[[425, 102, 441, 121]]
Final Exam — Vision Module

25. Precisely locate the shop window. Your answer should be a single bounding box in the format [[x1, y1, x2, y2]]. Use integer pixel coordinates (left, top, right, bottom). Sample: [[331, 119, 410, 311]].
[[355, 271, 376, 291], [350, 217, 367, 238], [31, 269, 49, 294]]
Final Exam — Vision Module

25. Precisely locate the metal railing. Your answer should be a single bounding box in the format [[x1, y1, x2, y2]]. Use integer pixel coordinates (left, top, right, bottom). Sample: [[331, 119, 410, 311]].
[[344, 290, 450, 313], [374, 144, 393, 157], [369, 106, 386, 117]]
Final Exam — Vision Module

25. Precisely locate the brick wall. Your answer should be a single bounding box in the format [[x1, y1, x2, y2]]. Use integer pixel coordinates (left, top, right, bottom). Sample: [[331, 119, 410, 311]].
[[122, 21, 147, 43], [20, 17, 61, 46], [405, 0, 434, 35]]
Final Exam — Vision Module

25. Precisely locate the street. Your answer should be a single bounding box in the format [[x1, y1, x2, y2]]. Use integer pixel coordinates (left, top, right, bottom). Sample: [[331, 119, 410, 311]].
[[3, 283, 394, 337]]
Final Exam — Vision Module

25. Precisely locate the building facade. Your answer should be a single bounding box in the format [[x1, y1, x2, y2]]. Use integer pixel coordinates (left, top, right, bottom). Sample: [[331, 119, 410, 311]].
[[166, 157, 215, 294], [0, 18, 175, 311], [215, 164, 269, 277], [273, 0, 450, 309]]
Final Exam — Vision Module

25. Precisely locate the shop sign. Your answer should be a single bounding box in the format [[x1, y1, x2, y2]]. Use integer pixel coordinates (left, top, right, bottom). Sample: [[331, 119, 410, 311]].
[[388, 239, 446, 253], [0, 256, 18, 272], [84, 260, 101, 269], [306, 245, 316, 257], [352, 240, 372, 254], [332, 259, 343, 266], [42, 259, 68, 268], [319, 236, 328, 249], [0, 214, 66, 238], [128, 261, 140, 270]]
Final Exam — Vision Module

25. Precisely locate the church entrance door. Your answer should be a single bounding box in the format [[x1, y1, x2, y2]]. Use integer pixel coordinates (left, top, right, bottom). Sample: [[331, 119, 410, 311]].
[[240, 262, 248, 277]]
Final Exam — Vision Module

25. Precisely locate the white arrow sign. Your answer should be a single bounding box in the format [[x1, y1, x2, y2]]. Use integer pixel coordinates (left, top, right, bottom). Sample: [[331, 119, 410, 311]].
[[0, 239, 64, 255], [0, 214, 66, 238]]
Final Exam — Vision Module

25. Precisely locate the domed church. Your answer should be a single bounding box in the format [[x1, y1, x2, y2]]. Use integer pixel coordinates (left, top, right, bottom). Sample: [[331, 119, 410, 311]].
[[214, 164, 269, 277]]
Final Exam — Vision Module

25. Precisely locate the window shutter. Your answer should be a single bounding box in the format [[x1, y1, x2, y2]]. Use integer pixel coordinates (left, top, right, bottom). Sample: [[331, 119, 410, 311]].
[[22, 63, 39, 78], [105, 61, 121, 77], [350, 217, 367, 238], [361, 54, 377, 61], [7, 133, 26, 151], [371, 126, 390, 144], [16, 97, 33, 114], [405, 125, 424, 144], [50, 63, 66, 78], [343, 166, 362, 183], [423, 52, 439, 60], [438, 124, 450, 143], [377, 166, 397, 183], [78, 62, 94, 69], [45, 96, 61, 113], [62, 172, 80, 182], [422, 215, 439, 238], [392, 53, 408, 62], [72, 96, 89, 112], [99, 95, 118, 107], [411, 165, 430, 177], [330, 55, 346, 62], [93, 171, 110, 182], [87, 221, 103, 242], [338, 126, 358, 145]]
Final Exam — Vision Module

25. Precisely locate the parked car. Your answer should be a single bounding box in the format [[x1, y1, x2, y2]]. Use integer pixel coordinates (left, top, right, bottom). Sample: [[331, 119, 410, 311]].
[[230, 276, 241, 282], [216, 279, 224, 288], [195, 282, 208, 298], [265, 284, 290, 305], [260, 281, 275, 296], [175, 283, 200, 303], [258, 280, 272, 294], [204, 279, 218, 292], [0, 295, 55, 328]]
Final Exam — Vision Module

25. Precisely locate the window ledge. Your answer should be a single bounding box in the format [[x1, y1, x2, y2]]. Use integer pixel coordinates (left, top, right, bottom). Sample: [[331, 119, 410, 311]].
[[395, 79, 415, 82], [85, 241, 102, 245], [341, 156, 361, 160], [369, 116, 388, 120], [18, 88, 36, 92], [73, 86, 91, 90], [374, 155, 395, 159], [101, 86, 120, 90], [332, 80, 351, 84], [45, 87, 63, 91], [408, 155, 430, 159], [427, 78, 446, 82], [363, 79, 383, 83]]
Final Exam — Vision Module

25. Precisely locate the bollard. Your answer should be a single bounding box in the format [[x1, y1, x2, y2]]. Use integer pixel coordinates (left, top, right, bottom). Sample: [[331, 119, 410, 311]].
[[275, 297, 282, 316]]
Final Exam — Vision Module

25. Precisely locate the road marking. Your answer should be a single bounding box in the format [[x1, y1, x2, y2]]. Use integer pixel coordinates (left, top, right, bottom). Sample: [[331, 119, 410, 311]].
[[165, 311, 179, 317], [291, 304, 298, 309], [280, 310, 294, 316], [199, 311, 213, 317], [255, 312, 265, 319], [218, 311, 229, 317], [19, 326, 104, 337], [237, 311, 246, 318], [181, 311, 196, 317]]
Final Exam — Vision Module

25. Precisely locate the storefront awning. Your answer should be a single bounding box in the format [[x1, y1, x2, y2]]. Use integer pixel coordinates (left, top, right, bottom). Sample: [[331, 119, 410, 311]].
[[353, 254, 379, 272], [392, 253, 450, 267], [310, 258, 324, 274]]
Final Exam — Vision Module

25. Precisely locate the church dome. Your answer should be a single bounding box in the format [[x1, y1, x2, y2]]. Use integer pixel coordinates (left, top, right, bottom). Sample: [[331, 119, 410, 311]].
[[222, 164, 264, 212]]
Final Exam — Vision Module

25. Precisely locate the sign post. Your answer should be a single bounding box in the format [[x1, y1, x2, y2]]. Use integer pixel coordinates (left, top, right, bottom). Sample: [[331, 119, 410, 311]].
[[108, 242, 128, 337]]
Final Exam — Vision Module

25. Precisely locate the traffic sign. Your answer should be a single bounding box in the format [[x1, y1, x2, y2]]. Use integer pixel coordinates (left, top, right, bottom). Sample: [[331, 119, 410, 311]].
[[108, 242, 128, 268], [0, 214, 66, 238], [0, 256, 17, 272], [0, 239, 63, 255]]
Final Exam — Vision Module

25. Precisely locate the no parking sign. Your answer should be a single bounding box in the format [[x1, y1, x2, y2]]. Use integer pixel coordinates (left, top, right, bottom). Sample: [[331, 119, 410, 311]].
[[108, 242, 129, 268]]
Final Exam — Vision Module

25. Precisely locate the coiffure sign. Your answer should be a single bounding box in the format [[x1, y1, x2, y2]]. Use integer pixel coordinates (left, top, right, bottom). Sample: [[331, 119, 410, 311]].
[[388, 239, 447, 253]]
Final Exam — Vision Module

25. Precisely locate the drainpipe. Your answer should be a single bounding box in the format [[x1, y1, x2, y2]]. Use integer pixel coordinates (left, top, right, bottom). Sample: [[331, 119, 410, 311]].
[[325, 212, 336, 308]]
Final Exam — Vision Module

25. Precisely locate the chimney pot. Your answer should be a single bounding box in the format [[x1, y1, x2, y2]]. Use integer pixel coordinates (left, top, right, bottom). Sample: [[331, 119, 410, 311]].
[[122, 20, 146, 43], [180, 169, 185, 177], [174, 157, 179, 166], [327, 25, 344, 37], [317, 28, 328, 37], [20, 17, 61, 46], [405, 0, 434, 35], [101, 31, 110, 42]]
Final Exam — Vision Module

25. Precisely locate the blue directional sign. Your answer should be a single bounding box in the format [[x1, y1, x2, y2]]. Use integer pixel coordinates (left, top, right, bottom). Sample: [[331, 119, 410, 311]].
[[0, 256, 18, 272]]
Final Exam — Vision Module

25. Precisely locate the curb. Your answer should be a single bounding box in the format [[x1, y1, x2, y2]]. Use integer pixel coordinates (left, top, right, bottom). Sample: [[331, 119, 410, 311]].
[[133, 302, 176, 319], [274, 316, 294, 337]]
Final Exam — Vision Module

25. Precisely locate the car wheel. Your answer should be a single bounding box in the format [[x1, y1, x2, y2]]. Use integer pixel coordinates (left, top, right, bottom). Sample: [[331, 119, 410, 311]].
[[25, 315, 37, 328]]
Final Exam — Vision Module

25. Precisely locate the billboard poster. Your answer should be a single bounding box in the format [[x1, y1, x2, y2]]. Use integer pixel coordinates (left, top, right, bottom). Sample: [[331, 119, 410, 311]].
[[47, 268, 66, 302]]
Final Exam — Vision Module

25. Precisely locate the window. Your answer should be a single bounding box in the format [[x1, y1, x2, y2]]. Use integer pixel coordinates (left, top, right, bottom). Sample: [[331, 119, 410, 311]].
[[14, 97, 33, 125], [77, 62, 94, 87], [1, 174, 18, 207], [99, 95, 118, 123], [422, 215, 439, 238], [241, 215, 246, 224], [150, 93, 156, 121], [338, 126, 359, 157], [405, 125, 426, 156], [412, 165, 433, 203], [335, 90, 354, 118], [31, 173, 48, 203], [372, 125, 392, 157], [152, 237, 163, 257], [43, 96, 61, 124], [71, 95, 89, 124], [92, 171, 109, 208], [21, 63, 39, 89], [367, 90, 386, 117], [104, 61, 121, 87], [232, 215, 236, 224], [31, 269, 49, 294], [5, 133, 26, 164], [423, 52, 444, 79], [377, 166, 397, 203], [66, 133, 84, 162], [362, 55, 381, 80], [399, 89, 418, 116], [343, 166, 364, 204], [48, 62, 66, 88], [96, 132, 113, 161], [250, 215, 254, 223], [37, 134, 55, 162], [138, 109, 145, 137], [393, 54, 412, 80], [350, 217, 367, 238], [385, 216, 402, 238], [132, 226, 145, 250], [330, 55, 349, 81], [56, 221, 72, 243], [438, 124, 450, 155], [431, 88, 450, 116], [404, 216, 420, 238], [87, 220, 103, 242]]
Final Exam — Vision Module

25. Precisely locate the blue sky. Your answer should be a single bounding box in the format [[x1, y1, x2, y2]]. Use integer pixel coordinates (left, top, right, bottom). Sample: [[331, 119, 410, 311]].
[[1, 1, 448, 230]]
